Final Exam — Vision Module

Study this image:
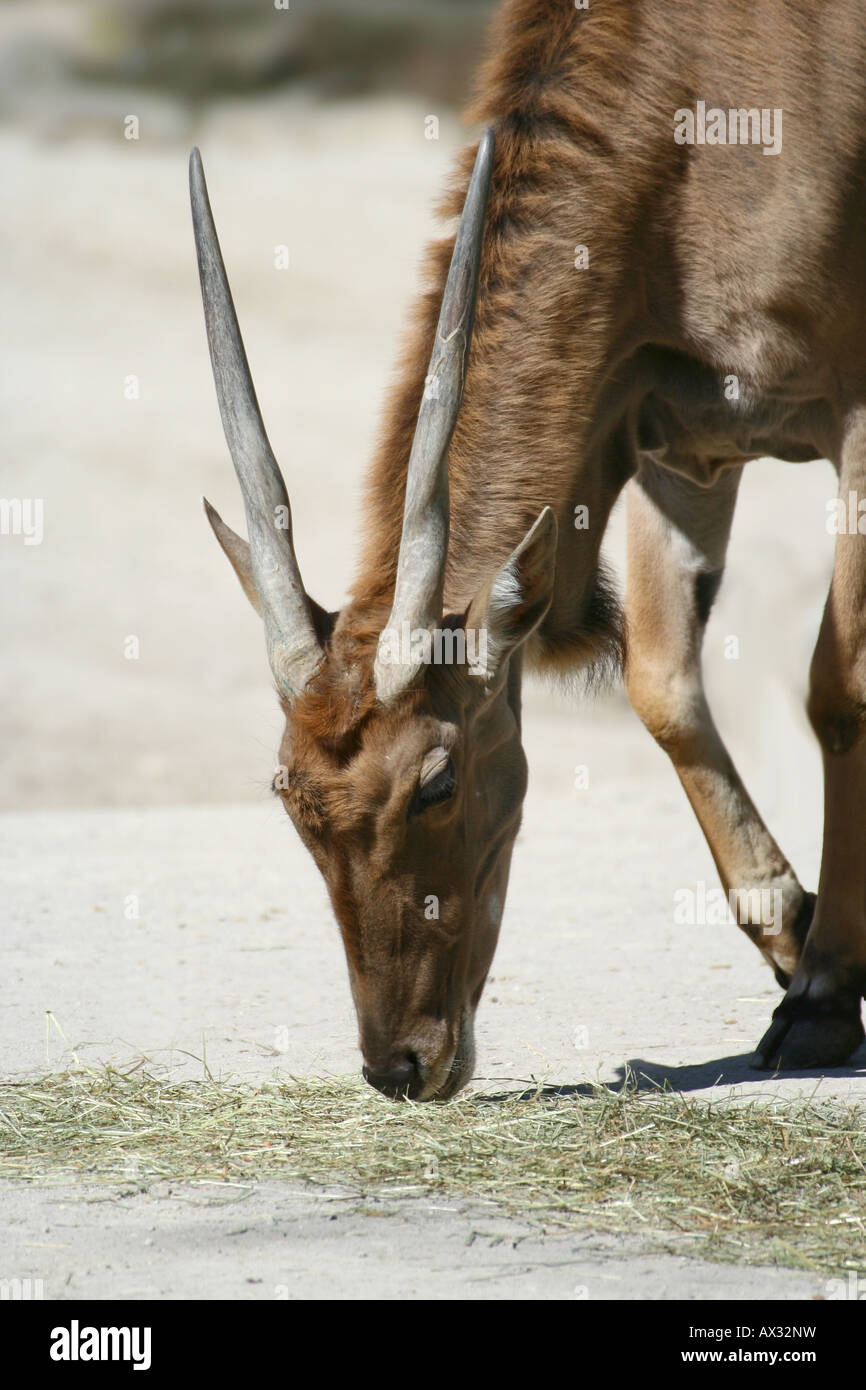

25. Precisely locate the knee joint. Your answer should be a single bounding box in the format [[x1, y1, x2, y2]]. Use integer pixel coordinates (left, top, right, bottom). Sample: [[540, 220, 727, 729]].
[[626, 659, 704, 754], [807, 681, 866, 755]]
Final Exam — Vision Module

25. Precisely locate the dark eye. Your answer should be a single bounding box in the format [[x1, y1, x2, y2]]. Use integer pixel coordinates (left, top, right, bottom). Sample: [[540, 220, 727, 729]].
[[408, 756, 455, 820]]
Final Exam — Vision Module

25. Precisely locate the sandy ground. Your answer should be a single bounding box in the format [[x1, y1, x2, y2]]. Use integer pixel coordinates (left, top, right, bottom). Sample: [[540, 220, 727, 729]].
[[2, 93, 864, 1299], [3, 1183, 827, 1301]]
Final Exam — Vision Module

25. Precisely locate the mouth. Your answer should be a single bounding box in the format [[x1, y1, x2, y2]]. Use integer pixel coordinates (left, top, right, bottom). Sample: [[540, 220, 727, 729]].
[[361, 1008, 476, 1102], [417, 1007, 476, 1102]]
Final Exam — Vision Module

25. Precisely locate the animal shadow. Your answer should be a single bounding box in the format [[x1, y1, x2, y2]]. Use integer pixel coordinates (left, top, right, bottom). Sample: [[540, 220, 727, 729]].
[[475, 1044, 866, 1103]]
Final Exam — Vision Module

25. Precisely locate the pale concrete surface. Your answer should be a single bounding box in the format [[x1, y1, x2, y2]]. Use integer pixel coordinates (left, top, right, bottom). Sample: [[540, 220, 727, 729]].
[[2, 1183, 827, 1301]]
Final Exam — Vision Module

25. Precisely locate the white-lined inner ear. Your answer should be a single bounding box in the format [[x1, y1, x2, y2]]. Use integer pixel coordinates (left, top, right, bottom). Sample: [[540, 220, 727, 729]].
[[488, 560, 523, 619]]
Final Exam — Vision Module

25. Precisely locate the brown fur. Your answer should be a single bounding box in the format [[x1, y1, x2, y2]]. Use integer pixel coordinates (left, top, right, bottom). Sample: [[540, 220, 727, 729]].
[[211, 0, 866, 1090], [352, 0, 646, 681]]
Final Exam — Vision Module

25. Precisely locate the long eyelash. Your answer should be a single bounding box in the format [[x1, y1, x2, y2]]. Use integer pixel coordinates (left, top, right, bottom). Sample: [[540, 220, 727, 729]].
[[408, 761, 455, 820], [421, 771, 455, 807]]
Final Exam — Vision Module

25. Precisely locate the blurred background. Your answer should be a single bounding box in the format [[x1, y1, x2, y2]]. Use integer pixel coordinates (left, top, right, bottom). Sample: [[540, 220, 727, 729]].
[[0, 0, 836, 894]]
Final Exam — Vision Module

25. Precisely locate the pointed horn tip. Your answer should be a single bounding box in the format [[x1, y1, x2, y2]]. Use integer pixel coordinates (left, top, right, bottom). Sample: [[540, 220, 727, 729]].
[[189, 147, 207, 201], [202, 496, 220, 523]]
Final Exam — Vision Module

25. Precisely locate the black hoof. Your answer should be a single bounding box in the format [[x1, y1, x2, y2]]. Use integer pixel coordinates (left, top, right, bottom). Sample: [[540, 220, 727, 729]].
[[752, 975, 864, 1070]]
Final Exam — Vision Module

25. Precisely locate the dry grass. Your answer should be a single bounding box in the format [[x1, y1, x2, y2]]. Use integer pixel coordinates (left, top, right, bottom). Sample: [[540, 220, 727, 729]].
[[1, 1065, 865, 1274]]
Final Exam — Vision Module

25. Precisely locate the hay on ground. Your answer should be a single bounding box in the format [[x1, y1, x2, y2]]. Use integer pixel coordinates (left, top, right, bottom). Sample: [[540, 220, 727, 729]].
[[1, 1066, 864, 1275]]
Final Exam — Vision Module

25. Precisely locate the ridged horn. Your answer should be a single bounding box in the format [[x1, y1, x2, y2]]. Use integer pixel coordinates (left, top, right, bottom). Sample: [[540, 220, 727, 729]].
[[190, 148, 322, 701], [373, 129, 495, 701]]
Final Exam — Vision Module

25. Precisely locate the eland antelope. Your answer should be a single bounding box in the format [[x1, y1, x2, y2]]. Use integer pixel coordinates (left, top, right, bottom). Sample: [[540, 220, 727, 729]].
[[190, 0, 866, 1098]]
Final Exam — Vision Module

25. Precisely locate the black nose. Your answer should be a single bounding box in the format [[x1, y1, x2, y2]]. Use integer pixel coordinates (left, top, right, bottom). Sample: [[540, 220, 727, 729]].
[[363, 1054, 421, 1100]]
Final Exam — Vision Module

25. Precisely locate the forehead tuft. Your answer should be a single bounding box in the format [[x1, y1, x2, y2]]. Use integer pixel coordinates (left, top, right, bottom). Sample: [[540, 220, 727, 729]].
[[288, 636, 378, 757]]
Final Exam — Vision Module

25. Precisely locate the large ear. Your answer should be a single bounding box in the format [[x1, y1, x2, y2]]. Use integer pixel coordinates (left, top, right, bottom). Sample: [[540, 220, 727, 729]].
[[204, 496, 337, 644], [464, 507, 557, 680], [203, 497, 262, 616]]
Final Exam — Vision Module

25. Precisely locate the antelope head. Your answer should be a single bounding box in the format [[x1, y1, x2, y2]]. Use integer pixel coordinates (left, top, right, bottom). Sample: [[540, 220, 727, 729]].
[[190, 134, 556, 1100]]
